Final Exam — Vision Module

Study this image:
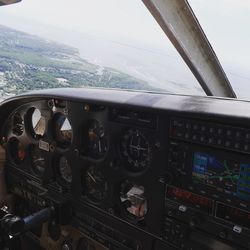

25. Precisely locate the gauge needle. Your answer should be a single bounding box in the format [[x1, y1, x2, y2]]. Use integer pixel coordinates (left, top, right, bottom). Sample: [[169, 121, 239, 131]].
[[87, 172, 97, 183], [33, 158, 44, 163], [130, 145, 147, 151], [98, 140, 102, 152]]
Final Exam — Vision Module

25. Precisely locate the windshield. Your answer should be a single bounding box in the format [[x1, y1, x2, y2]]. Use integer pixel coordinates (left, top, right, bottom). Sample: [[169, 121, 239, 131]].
[[2, 1, 246, 100], [0, 0, 207, 100], [189, 0, 250, 100]]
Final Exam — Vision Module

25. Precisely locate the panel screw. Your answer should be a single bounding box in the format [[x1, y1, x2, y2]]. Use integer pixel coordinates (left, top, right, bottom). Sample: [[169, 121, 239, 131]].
[[84, 104, 90, 112], [74, 149, 79, 155]]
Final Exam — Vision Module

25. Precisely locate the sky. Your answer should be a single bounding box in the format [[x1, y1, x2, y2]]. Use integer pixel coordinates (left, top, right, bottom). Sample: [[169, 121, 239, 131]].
[[0, 0, 250, 98], [190, 0, 250, 76], [0, 0, 169, 47], [189, 0, 250, 99]]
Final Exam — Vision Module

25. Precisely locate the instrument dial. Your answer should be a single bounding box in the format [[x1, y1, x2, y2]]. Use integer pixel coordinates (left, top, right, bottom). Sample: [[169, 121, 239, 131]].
[[52, 113, 72, 147], [84, 119, 108, 159], [9, 138, 25, 163], [31, 108, 46, 137], [30, 147, 46, 177], [120, 181, 147, 219], [58, 156, 72, 184], [83, 166, 108, 203], [121, 129, 151, 172], [12, 112, 24, 136]]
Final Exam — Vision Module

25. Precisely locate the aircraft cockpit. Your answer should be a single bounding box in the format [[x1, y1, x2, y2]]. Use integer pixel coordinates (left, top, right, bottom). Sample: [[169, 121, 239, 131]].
[[0, 1, 249, 250]]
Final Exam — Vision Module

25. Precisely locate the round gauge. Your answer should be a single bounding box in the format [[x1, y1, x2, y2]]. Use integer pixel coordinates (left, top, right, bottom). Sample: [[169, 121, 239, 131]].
[[31, 108, 46, 137], [84, 119, 108, 159], [52, 113, 72, 147], [58, 156, 72, 184], [120, 181, 147, 219], [83, 166, 108, 203], [9, 138, 25, 163], [121, 129, 151, 172], [30, 147, 46, 177], [12, 112, 24, 136]]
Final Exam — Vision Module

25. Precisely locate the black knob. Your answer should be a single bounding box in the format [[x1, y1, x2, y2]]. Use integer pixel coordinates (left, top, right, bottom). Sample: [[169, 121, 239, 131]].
[[48, 220, 61, 241], [189, 216, 201, 228], [61, 241, 73, 250], [219, 230, 227, 239]]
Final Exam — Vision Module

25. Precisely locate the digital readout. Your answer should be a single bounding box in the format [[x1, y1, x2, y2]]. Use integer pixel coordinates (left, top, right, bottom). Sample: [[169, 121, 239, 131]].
[[192, 152, 250, 199], [166, 186, 213, 214], [216, 203, 250, 229]]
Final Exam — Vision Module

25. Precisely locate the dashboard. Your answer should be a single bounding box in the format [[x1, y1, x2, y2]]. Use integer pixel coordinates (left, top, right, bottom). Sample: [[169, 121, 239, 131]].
[[0, 88, 250, 250]]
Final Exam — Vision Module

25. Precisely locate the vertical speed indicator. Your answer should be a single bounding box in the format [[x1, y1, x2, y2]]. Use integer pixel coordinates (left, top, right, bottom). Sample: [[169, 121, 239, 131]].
[[30, 147, 46, 177], [83, 166, 108, 203]]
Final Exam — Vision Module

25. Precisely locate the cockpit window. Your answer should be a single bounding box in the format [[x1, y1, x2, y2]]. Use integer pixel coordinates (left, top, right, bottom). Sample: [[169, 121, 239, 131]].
[[189, 0, 250, 100], [0, 0, 205, 100]]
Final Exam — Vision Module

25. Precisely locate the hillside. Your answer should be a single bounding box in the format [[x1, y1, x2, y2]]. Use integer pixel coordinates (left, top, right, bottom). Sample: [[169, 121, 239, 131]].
[[0, 25, 157, 98]]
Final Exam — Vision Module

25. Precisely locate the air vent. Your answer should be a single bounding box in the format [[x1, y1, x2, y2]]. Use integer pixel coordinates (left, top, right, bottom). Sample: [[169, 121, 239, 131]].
[[109, 108, 157, 129]]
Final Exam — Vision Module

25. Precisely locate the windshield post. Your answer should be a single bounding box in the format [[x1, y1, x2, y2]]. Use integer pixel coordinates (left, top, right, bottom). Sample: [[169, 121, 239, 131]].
[[142, 0, 236, 98]]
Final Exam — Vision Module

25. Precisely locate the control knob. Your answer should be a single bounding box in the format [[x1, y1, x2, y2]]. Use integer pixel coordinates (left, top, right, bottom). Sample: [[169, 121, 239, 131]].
[[189, 216, 202, 228]]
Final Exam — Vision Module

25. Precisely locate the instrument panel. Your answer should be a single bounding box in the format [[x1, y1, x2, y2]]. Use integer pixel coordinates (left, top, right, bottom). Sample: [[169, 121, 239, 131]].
[[1, 88, 250, 250]]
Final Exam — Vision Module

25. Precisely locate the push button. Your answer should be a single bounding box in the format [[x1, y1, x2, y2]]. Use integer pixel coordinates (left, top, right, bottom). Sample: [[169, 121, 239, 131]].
[[178, 205, 187, 213], [233, 225, 242, 234]]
